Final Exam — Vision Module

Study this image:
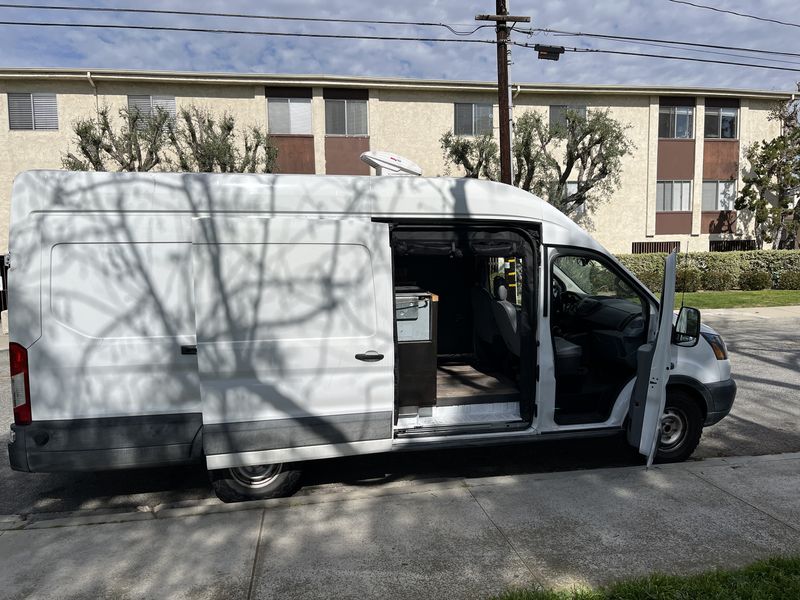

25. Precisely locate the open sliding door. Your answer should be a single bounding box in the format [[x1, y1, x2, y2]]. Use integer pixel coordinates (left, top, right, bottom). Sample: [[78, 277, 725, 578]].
[[191, 217, 395, 470]]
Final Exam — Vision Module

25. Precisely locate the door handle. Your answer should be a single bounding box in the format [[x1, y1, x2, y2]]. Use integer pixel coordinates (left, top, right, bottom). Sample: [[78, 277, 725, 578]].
[[355, 351, 384, 362], [181, 345, 197, 355]]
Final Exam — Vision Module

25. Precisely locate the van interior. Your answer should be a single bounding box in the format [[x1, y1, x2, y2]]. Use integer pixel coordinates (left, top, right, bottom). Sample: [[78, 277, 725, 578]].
[[390, 227, 536, 435], [549, 254, 649, 425], [389, 226, 650, 435]]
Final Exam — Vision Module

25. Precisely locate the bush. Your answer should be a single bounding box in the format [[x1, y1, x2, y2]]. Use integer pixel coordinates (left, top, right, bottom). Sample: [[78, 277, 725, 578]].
[[676, 267, 702, 292], [739, 270, 772, 290], [617, 249, 800, 291], [636, 269, 664, 293], [777, 270, 800, 290], [701, 269, 736, 291]]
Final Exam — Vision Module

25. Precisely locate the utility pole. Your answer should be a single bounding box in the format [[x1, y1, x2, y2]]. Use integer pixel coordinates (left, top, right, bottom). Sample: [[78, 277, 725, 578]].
[[476, 4, 529, 185]]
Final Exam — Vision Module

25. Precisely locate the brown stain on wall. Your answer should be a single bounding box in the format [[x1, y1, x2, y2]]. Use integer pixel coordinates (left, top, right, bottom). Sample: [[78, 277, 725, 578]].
[[272, 136, 315, 174], [325, 137, 370, 175], [657, 139, 695, 179], [655, 211, 692, 234], [703, 140, 739, 180]]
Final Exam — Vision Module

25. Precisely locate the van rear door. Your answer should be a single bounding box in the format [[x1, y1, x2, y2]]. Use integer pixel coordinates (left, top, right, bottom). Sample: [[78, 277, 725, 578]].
[[191, 217, 395, 470], [627, 252, 677, 466]]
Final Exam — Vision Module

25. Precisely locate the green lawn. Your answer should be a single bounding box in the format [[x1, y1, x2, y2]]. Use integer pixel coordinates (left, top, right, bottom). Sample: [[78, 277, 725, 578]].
[[495, 556, 800, 600], [672, 289, 800, 309]]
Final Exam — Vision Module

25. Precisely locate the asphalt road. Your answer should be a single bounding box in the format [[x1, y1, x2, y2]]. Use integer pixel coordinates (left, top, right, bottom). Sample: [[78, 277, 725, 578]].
[[1, 310, 798, 516]]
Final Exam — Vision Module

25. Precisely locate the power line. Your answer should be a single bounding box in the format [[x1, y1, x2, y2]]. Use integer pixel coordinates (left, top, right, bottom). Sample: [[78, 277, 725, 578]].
[[0, 3, 493, 36], [515, 42, 800, 74], [0, 19, 497, 45], [525, 27, 800, 60], [666, 0, 800, 29]]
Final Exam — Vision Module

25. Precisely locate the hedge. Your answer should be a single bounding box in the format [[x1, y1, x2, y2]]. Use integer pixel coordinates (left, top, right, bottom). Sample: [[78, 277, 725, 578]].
[[616, 250, 800, 292]]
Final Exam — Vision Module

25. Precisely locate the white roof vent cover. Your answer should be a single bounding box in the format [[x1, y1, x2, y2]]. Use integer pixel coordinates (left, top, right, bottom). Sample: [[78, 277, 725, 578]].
[[360, 151, 422, 176]]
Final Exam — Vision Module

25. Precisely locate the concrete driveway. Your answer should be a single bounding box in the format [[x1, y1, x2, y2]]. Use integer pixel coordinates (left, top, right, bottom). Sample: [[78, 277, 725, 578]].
[[0, 306, 798, 516]]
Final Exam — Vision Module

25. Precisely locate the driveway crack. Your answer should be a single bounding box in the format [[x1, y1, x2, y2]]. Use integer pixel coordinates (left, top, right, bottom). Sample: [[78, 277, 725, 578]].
[[246, 509, 267, 600], [465, 484, 543, 587], [689, 470, 800, 534]]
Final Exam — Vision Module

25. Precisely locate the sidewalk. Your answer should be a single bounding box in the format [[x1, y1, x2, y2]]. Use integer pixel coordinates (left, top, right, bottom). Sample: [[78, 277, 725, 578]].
[[700, 304, 800, 321], [1, 452, 798, 599]]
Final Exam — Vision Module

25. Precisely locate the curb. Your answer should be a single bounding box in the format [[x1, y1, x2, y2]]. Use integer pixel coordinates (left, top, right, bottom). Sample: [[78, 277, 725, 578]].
[[3, 451, 799, 531]]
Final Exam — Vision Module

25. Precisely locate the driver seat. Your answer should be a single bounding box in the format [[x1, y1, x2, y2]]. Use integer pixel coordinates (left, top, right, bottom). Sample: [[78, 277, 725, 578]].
[[491, 276, 520, 356]]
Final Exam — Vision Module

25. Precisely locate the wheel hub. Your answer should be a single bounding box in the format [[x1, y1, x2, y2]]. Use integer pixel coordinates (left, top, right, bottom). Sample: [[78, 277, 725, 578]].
[[230, 463, 283, 489], [660, 408, 687, 449]]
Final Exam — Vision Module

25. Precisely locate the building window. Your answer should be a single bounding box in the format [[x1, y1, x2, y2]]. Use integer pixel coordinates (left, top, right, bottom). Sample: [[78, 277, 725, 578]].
[[7, 93, 58, 130], [549, 105, 587, 129], [127, 95, 177, 120], [564, 181, 586, 216], [656, 181, 692, 211], [658, 106, 694, 139], [702, 180, 736, 211], [325, 99, 368, 136], [454, 103, 493, 136], [268, 98, 312, 135], [704, 107, 737, 139]]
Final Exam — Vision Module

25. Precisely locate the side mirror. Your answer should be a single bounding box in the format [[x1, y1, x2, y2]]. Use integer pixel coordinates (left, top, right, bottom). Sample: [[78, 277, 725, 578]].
[[673, 306, 701, 345]]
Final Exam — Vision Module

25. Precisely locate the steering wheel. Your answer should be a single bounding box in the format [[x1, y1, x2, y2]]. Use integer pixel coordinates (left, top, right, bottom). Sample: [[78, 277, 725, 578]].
[[552, 277, 566, 312], [561, 291, 583, 315]]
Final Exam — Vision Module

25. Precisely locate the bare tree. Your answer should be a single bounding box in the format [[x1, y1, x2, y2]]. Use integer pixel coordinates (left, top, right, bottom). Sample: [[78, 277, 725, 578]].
[[63, 105, 278, 174], [441, 108, 634, 220]]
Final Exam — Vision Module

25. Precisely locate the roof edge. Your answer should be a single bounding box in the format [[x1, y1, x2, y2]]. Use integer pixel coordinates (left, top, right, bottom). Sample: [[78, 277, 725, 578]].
[[0, 67, 793, 100]]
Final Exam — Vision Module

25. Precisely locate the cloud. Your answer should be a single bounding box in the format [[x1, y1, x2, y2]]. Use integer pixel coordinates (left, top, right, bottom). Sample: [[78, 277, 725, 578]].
[[0, 0, 796, 90]]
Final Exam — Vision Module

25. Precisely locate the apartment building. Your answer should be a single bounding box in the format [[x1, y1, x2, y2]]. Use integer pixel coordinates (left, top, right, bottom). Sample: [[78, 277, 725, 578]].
[[0, 68, 791, 256]]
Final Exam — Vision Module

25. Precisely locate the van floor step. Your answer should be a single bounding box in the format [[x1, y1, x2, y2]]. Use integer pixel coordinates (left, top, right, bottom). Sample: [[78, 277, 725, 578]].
[[395, 401, 522, 429]]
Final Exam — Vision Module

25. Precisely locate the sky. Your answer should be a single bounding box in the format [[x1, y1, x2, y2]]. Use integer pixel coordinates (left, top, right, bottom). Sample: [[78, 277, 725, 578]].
[[0, 0, 798, 91]]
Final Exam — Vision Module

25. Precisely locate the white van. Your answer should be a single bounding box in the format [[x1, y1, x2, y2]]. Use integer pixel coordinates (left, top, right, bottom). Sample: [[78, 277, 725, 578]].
[[6, 171, 736, 502]]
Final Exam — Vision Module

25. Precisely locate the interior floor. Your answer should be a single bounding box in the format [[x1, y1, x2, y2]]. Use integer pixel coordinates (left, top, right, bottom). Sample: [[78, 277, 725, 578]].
[[436, 363, 519, 406], [395, 362, 521, 429]]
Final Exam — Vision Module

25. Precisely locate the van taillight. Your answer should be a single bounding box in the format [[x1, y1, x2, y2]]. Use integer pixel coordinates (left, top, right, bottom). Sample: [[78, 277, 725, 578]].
[[9, 343, 31, 425]]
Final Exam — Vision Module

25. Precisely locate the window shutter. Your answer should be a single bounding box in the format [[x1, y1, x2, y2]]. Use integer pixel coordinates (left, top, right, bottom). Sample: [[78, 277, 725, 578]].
[[474, 104, 493, 136], [8, 93, 33, 130], [289, 98, 312, 134], [32, 93, 58, 130], [345, 100, 368, 135], [325, 99, 346, 135], [454, 103, 473, 135], [151, 96, 176, 118], [702, 181, 717, 211], [127, 95, 153, 118], [268, 98, 291, 134], [719, 181, 736, 210]]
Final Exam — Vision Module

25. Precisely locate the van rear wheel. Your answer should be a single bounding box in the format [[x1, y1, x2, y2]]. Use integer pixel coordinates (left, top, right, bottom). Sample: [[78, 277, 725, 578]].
[[209, 463, 302, 503], [654, 390, 703, 463]]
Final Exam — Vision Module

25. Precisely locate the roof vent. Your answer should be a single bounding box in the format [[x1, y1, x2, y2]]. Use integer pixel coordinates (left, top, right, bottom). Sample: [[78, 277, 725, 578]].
[[360, 151, 422, 176]]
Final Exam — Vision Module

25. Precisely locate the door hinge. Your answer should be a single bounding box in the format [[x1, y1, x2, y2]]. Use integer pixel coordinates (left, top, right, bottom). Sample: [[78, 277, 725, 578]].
[[3, 254, 11, 268]]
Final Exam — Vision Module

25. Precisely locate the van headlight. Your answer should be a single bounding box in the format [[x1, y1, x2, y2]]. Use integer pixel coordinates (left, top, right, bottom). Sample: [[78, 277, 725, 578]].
[[701, 332, 728, 360]]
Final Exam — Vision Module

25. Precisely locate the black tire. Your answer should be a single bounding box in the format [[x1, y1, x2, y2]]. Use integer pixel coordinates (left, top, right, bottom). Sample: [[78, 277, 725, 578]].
[[654, 390, 703, 464], [209, 463, 302, 503]]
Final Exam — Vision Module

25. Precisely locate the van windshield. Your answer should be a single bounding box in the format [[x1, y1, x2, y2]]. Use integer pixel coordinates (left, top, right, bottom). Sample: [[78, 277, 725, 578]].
[[553, 256, 638, 299]]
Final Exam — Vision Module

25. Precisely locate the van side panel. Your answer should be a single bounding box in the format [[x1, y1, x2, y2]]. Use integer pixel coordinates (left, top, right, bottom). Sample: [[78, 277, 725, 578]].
[[30, 214, 200, 420]]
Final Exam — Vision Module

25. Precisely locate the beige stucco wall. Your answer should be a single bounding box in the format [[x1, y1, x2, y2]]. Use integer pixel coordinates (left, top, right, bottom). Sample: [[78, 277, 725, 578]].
[[369, 88, 499, 177], [0, 79, 267, 251], [0, 73, 790, 256]]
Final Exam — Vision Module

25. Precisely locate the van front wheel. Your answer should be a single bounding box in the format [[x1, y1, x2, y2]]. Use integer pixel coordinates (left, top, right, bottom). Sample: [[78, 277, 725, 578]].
[[209, 463, 302, 503], [654, 390, 703, 463]]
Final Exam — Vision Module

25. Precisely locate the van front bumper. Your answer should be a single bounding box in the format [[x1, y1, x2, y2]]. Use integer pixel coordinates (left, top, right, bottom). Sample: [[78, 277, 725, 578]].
[[704, 377, 737, 426]]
